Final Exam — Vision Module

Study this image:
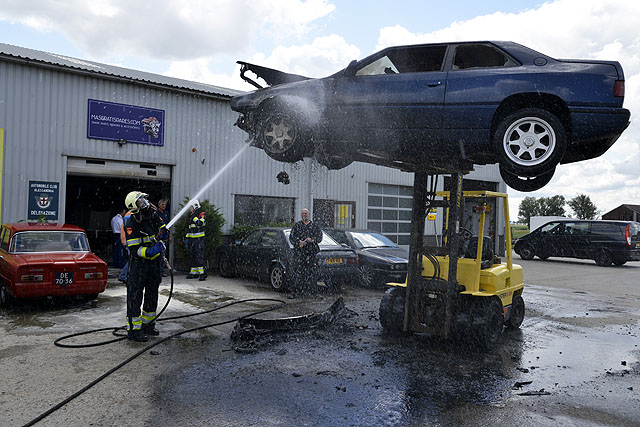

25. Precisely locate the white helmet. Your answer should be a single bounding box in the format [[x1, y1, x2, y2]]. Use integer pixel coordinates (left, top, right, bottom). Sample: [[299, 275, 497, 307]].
[[191, 199, 200, 209], [125, 191, 150, 214]]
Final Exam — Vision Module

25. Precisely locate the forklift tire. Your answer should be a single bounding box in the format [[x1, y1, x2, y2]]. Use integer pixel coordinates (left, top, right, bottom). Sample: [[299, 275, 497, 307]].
[[506, 295, 525, 329], [476, 298, 504, 350], [379, 287, 406, 335]]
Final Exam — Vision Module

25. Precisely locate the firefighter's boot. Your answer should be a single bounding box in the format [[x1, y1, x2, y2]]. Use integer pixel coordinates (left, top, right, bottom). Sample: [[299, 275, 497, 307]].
[[142, 322, 160, 336], [128, 329, 149, 342]]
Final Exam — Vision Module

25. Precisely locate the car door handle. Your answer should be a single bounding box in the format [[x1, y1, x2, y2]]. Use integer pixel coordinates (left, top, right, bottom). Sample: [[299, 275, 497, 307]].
[[427, 81, 442, 87]]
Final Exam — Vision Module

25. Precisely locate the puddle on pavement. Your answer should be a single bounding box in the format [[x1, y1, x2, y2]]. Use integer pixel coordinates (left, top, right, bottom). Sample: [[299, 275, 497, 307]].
[[518, 323, 639, 389]]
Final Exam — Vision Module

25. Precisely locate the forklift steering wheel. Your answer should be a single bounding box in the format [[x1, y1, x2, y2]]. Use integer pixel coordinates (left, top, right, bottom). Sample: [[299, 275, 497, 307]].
[[459, 227, 473, 241]]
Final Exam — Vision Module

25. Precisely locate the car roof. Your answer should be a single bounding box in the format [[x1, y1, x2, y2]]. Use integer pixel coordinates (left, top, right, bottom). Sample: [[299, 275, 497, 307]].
[[545, 219, 635, 224], [325, 228, 382, 234], [3, 223, 86, 233]]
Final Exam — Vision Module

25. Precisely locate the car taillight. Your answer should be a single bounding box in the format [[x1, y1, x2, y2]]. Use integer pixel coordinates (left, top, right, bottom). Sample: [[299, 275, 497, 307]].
[[614, 80, 625, 98], [84, 272, 104, 279], [21, 274, 43, 282], [346, 257, 358, 265], [626, 225, 631, 246]]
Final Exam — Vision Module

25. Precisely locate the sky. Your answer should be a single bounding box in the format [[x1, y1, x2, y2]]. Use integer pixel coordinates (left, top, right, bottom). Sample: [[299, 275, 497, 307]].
[[1, 0, 638, 222]]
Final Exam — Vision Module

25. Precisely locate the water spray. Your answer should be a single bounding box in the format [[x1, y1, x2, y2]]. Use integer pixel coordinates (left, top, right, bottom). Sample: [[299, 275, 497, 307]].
[[166, 144, 249, 230]]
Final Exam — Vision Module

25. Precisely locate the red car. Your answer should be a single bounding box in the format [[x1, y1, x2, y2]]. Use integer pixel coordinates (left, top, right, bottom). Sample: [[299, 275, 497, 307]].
[[0, 222, 107, 305]]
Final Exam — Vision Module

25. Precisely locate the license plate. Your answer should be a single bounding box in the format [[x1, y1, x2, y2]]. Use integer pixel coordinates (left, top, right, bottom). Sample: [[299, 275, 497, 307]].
[[324, 258, 343, 264], [55, 271, 73, 286]]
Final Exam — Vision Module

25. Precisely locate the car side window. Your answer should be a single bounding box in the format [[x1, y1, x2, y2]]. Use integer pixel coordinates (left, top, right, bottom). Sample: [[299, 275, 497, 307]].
[[260, 231, 279, 247], [242, 230, 262, 246], [564, 222, 589, 235], [591, 223, 623, 238], [452, 44, 519, 70], [540, 222, 561, 234], [356, 45, 447, 76]]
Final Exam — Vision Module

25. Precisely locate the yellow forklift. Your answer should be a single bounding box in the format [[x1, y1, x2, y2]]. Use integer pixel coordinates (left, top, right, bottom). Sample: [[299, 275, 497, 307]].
[[379, 172, 525, 348]]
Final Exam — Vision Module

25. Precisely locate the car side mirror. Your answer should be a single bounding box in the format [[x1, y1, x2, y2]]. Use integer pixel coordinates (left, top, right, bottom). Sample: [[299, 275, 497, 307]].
[[343, 60, 358, 79]]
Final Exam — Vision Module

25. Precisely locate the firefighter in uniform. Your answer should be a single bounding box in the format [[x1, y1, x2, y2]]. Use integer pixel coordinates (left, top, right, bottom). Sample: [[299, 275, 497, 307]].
[[123, 191, 167, 342], [289, 208, 322, 294], [185, 199, 207, 281]]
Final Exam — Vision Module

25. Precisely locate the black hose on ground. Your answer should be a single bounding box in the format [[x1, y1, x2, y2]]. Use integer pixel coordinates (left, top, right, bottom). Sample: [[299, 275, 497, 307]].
[[28, 267, 286, 426]]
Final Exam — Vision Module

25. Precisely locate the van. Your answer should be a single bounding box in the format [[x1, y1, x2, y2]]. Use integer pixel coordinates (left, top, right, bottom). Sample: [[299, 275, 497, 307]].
[[513, 220, 640, 266]]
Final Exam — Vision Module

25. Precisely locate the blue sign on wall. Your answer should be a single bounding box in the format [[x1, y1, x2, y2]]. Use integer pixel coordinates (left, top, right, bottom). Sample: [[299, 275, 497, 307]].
[[87, 99, 165, 146], [28, 181, 59, 220]]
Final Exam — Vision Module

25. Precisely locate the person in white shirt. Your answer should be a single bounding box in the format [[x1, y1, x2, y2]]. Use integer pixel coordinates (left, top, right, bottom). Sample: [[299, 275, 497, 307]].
[[111, 208, 126, 268]]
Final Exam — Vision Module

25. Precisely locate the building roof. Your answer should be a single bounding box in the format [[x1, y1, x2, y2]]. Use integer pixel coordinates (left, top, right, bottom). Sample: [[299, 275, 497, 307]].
[[603, 204, 640, 217], [0, 42, 244, 99]]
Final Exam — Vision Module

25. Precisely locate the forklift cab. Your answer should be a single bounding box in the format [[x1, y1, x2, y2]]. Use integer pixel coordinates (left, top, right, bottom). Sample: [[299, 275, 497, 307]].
[[380, 173, 525, 349]]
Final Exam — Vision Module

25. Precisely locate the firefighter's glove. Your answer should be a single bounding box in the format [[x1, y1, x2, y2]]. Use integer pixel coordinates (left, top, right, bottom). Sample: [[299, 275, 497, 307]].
[[138, 242, 165, 260]]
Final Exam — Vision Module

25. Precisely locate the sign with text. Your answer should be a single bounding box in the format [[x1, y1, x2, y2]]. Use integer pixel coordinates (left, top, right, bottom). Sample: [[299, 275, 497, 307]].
[[87, 99, 165, 146], [28, 181, 59, 220]]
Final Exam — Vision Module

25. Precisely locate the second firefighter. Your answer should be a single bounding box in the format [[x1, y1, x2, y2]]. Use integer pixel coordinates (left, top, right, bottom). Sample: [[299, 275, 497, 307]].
[[186, 199, 207, 281]]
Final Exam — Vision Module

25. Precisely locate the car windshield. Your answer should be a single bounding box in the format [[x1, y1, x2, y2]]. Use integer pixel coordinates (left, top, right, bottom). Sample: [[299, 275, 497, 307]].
[[350, 232, 397, 249], [10, 231, 90, 253], [283, 230, 340, 248]]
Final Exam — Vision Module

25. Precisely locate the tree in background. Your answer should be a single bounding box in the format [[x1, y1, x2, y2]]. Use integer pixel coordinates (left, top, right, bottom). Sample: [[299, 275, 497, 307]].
[[568, 194, 599, 219], [517, 197, 539, 226], [517, 195, 567, 228]]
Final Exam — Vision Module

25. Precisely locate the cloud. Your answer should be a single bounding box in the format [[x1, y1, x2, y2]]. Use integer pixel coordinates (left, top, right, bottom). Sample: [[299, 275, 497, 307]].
[[164, 34, 359, 91], [375, 0, 640, 218], [0, 0, 336, 61]]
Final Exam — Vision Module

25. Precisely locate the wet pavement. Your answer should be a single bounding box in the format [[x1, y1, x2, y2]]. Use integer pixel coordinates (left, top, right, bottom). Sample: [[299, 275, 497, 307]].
[[1, 257, 639, 426]]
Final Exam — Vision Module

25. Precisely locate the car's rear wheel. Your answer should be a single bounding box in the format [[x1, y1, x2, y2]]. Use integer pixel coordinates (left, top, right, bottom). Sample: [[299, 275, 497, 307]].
[[613, 258, 627, 266], [595, 248, 612, 267], [0, 281, 14, 307], [499, 164, 555, 192], [218, 254, 235, 278], [517, 243, 535, 260], [495, 108, 566, 178], [259, 110, 310, 163], [269, 264, 288, 292]]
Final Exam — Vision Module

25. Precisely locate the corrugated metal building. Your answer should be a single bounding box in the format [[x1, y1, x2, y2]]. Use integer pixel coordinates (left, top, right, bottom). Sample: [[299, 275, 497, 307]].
[[0, 43, 506, 262]]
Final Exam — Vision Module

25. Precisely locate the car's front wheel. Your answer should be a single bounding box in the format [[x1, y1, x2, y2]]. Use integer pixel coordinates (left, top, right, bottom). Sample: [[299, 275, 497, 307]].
[[495, 108, 566, 178], [358, 264, 377, 288], [259, 111, 310, 163], [517, 243, 535, 261], [269, 264, 288, 292]]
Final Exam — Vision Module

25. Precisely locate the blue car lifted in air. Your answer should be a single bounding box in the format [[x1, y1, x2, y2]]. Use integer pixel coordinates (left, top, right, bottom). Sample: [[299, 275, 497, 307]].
[[231, 41, 630, 191]]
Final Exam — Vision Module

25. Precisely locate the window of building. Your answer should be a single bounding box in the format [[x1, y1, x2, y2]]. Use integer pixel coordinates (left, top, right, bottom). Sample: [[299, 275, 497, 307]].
[[367, 183, 413, 245], [234, 195, 295, 226]]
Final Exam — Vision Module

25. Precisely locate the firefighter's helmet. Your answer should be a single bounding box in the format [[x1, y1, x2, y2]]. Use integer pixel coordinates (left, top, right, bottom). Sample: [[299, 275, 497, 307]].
[[191, 199, 200, 209], [125, 191, 150, 214]]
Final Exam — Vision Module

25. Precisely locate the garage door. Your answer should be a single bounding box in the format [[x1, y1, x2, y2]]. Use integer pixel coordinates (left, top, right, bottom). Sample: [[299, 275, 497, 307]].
[[67, 157, 171, 181]]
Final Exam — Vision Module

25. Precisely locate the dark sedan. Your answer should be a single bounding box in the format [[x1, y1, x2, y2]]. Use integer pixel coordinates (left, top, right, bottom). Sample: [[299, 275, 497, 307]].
[[216, 227, 359, 291], [231, 41, 630, 191], [325, 229, 408, 288]]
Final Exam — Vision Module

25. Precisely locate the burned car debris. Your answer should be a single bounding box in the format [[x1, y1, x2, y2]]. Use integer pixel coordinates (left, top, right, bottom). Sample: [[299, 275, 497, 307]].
[[231, 41, 630, 191]]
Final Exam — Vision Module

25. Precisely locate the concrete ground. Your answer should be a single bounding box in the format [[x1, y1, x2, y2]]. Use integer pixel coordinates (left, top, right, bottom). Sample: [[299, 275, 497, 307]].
[[1, 255, 638, 426]]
